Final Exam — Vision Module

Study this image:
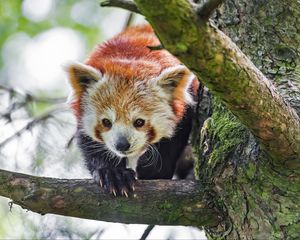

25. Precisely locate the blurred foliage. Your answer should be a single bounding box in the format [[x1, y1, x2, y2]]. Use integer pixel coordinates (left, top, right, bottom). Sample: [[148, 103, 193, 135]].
[[0, 0, 106, 238], [0, 0, 109, 68]]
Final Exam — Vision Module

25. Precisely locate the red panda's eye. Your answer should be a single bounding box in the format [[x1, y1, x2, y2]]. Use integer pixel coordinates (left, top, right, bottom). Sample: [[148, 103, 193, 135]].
[[134, 118, 145, 128], [102, 118, 112, 128]]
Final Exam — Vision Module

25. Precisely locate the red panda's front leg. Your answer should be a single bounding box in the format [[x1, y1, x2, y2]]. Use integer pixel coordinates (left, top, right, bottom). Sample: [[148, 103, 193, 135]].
[[93, 167, 136, 197], [77, 131, 136, 196]]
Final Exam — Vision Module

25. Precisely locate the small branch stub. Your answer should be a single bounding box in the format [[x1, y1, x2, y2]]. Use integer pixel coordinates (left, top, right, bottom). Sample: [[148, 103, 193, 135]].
[[100, 0, 140, 13], [195, 0, 224, 19]]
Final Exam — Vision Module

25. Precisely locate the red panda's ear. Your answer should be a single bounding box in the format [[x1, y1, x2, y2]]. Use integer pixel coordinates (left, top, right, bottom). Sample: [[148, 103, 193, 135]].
[[64, 62, 102, 97], [155, 65, 190, 94]]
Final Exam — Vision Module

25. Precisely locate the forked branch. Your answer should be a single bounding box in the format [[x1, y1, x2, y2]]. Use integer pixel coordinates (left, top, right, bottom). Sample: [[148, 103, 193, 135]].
[[101, 0, 300, 169]]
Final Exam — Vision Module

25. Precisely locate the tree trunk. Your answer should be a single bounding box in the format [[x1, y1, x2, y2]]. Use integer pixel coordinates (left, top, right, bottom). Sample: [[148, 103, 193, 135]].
[[193, 1, 300, 239]]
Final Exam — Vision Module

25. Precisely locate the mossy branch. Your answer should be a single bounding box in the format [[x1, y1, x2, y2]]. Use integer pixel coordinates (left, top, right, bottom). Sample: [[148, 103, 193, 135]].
[[0, 169, 220, 227], [101, 0, 300, 169]]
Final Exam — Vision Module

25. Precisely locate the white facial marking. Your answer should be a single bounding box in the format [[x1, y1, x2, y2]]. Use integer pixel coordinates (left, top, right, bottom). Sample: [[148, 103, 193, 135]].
[[184, 72, 196, 105], [101, 121, 146, 158], [81, 104, 97, 138], [80, 67, 195, 166]]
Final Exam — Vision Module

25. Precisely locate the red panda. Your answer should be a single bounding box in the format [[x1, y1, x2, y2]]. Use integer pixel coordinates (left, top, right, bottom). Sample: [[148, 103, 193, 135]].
[[66, 25, 199, 196]]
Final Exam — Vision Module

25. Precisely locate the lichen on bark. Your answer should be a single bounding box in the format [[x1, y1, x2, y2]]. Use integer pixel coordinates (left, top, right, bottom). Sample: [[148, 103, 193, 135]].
[[192, 0, 300, 238], [0, 169, 220, 227]]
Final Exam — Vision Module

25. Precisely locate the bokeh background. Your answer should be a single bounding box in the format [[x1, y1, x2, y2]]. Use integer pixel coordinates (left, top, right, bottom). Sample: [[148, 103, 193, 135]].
[[0, 0, 206, 239]]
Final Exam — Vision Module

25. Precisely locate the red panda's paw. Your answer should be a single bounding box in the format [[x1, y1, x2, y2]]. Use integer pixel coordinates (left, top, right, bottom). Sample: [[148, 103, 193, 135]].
[[93, 167, 136, 197]]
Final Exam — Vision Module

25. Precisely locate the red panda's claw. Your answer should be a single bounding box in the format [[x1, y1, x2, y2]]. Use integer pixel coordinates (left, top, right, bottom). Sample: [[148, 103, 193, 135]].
[[111, 188, 117, 197], [94, 167, 137, 197], [122, 168, 136, 192], [121, 188, 129, 198]]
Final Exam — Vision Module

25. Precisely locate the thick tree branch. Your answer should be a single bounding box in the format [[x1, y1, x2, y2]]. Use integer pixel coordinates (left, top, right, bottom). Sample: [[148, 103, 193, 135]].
[[0, 169, 220, 227], [101, 0, 300, 169]]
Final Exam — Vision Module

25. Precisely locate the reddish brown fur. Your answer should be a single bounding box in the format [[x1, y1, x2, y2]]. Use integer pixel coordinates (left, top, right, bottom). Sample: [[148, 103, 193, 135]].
[[94, 127, 104, 142], [71, 25, 198, 122], [147, 126, 157, 143], [86, 25, 179, 80], [90, 83, 156, 121]]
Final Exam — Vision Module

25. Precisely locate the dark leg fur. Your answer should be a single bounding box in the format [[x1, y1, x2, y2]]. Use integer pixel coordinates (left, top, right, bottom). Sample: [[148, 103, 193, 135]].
[[76, 132, 136, 196], [174, 145, 195, 179], [77, 106, 193, 195], [136, 106, 193, 179]]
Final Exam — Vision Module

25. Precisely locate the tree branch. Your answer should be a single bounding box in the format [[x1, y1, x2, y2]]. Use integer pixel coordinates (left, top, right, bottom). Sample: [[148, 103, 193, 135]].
[[123, 12, 135, 29], [0, 104, 68, 148], [195, 0, 224, 19], [100, 0, 300, 169], [0, 169, 220, 227], [140, 225, 155, 240], [100, 0, 140, 13], [0, 85, 66, 104]]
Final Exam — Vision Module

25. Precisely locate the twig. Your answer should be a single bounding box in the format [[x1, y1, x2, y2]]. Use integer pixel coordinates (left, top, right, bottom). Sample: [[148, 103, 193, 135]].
[[100, 0, 140, 13], [0, 85, 66, 104], [0, 104, 68, 149], [147, 45, 164, 51], [140, 225, 155, 240], [123, 12, 135, 29], [195, 0, 224, 19]]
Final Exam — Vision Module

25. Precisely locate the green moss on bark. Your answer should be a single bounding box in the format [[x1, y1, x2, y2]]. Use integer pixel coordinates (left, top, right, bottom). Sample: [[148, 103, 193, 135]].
[[208, 100, 246, 164]]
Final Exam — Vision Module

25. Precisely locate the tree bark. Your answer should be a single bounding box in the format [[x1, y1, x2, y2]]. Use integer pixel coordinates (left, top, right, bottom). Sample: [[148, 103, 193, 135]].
[[194, 1, 300, 239], [0, 169, 220, 227]]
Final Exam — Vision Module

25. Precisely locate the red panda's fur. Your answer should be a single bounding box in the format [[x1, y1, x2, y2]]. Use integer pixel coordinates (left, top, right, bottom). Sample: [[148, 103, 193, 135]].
[[70, 25, 199, 122], [67, 25, 200, 193]]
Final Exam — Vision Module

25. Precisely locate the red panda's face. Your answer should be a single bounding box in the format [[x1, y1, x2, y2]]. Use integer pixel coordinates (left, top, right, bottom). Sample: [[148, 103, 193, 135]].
[[66, 62, 193, 159], [81, 76, 177, 158]]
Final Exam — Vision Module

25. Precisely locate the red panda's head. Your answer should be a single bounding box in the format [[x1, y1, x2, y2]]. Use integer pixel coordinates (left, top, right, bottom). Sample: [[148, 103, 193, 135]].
[[66, 62, 194, 158]]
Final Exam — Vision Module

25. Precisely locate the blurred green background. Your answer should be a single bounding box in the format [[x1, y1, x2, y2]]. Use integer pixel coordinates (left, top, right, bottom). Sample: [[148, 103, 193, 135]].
[[0, 1, 205, 239]]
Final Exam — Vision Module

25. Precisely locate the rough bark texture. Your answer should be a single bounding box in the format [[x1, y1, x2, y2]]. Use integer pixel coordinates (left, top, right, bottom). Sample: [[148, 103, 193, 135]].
[[193, 1, 300, 239], [0, 169, 220, 227]]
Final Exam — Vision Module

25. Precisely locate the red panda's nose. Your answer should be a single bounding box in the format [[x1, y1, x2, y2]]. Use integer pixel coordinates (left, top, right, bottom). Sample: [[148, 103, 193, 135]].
[[115, 137, 131, 152]]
